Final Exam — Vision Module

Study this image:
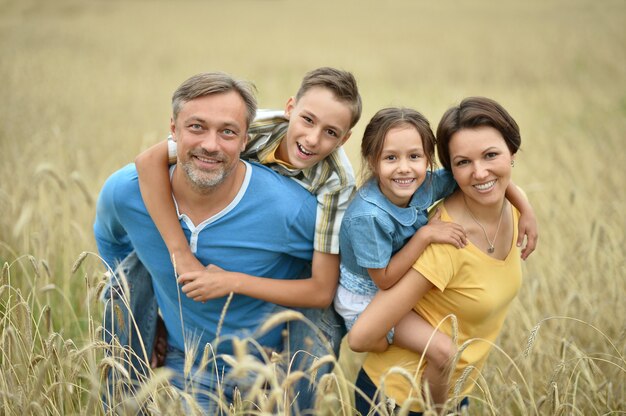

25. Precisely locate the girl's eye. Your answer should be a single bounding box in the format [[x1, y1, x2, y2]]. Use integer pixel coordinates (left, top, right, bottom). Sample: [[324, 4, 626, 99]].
[[385, 155, 397, 161], [326, 129, 338, 138], [302, 116, 313, 124], [410, 154, 423, 160]]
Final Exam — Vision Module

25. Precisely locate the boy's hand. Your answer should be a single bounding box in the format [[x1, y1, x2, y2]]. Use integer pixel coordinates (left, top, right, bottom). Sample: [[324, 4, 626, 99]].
[[517, 211, 538, 260], [171, 250, 205, 276], [424, 209, 467, 249], [177, 264, 237, 302]]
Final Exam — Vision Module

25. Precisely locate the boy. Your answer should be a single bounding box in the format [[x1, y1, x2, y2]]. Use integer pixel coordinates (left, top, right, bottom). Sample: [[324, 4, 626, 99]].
[[135, 67, 361, 308]]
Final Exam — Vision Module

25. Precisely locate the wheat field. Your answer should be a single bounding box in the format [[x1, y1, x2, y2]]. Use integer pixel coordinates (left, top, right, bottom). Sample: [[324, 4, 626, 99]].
[[0, 0, 624, 414]]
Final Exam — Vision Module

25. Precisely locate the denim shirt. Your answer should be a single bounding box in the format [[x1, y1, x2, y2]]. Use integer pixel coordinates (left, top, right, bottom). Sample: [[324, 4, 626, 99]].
[[338, 169, 456, 295]]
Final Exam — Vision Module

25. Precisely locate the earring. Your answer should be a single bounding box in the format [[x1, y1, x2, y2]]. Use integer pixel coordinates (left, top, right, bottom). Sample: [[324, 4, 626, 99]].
[[511, 160, 515, 167]]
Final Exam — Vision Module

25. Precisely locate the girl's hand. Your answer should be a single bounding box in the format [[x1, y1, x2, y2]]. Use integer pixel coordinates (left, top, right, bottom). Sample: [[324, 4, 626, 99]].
[[423, 209, 467, 249], [177, 264, 237, 302], [517, 211, 538, 260]]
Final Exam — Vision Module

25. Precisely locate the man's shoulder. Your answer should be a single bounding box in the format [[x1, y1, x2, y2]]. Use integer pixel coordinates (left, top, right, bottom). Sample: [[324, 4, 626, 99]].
[[100, 163, 140, 203], [249, 162, 310, 194]]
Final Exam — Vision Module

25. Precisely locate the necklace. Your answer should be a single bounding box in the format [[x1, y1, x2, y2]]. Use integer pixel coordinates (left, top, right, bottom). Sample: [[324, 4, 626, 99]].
[[463, 196, 506, 254]]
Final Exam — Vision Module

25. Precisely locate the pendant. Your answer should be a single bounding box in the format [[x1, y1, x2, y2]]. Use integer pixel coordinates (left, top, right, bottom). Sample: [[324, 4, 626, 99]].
[[488, 246, 495, 253]]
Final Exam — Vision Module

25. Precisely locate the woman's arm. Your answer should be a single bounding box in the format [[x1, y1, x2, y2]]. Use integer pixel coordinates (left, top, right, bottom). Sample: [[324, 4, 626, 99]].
[[177, 250, 339, 308], [135, 140, 205, 275], [348, 268, 434, 352], [368, 211, 466, 290], [504, 182, 538, 260]]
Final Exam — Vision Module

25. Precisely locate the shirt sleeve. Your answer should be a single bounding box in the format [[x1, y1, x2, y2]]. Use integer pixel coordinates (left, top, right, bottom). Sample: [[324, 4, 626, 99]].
[[314, 176, 356, 254], [167, 136, 177, 165], [93, 170, 134, 271], [344, 214, 393, 269], [412, 243, 456, 292], [430, 169, 458, 202]]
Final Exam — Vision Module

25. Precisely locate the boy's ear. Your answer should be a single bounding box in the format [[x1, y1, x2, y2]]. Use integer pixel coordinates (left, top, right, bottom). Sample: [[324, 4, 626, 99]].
[[284, 96, 296, 119], [339, 130, 352, 146], [170, 117, 177, 141]]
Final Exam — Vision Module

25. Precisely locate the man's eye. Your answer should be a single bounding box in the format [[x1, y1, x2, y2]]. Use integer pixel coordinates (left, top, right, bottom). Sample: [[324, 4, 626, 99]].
[[189, 124, 202, 130], [223, 129, 235, 135]]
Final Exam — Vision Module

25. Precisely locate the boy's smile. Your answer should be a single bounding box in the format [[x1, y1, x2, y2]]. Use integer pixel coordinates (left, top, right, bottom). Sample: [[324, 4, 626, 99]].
[[276, 86, 352, 170]]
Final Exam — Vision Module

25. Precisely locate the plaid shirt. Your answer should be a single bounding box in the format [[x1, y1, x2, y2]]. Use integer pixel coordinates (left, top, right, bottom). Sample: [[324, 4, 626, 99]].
[[168, 109, 356, 254]]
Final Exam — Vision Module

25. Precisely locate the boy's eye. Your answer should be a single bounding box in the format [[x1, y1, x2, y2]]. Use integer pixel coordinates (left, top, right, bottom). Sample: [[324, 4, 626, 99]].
[[302, 116, 313, 124]]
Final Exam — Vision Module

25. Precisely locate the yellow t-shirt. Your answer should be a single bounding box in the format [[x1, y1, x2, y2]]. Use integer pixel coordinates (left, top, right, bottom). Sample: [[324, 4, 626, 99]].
[[362, 202, 523, 411]]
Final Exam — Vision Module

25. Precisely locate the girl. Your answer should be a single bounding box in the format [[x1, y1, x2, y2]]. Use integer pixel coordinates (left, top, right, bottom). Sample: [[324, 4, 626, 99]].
[[336, 107, 537, 406]]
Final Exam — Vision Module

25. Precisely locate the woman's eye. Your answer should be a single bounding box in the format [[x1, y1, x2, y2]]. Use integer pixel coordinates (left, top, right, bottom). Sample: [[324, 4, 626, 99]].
[[485, 152, 499, 159], [456, 160, 469, 166]]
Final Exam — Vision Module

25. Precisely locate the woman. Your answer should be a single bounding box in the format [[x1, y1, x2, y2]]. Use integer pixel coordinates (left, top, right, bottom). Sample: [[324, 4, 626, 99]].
[[348, 97, 533, 415]]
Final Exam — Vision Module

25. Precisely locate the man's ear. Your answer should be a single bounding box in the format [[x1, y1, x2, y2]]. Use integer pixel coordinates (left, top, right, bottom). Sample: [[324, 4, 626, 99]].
[[284, 97, 296, 119], [170, 117, 177, 141], [240, 130, 249, 152]]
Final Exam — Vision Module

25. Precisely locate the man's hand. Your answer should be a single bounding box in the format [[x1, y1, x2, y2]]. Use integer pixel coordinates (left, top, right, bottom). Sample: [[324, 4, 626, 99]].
[[177, 264, 238, 302]]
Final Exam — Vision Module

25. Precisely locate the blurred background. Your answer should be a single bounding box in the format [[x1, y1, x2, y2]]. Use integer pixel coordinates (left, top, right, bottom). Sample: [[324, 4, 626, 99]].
[[0, 0, 624, 413]]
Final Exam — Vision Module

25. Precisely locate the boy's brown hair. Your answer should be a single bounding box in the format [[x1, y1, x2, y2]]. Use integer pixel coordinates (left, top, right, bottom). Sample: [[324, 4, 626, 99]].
[[296, 67, 362, 129]]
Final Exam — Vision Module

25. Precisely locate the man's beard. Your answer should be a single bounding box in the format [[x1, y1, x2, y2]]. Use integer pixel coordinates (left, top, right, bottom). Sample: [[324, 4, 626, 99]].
[[180, 150, 232, 193]]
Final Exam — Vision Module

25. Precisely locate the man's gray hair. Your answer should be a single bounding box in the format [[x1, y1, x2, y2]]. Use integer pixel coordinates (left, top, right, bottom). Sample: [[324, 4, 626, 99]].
[[172, 72, 257, 128]]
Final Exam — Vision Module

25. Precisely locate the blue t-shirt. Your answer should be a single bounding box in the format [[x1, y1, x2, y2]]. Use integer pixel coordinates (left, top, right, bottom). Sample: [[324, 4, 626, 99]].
[[338, 169, 456, 295], [94, 161, 316, 358]]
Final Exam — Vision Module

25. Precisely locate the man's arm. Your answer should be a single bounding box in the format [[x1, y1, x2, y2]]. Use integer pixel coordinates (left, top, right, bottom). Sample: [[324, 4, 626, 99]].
[[94, 168, 133, 269], [176, 250, 339, 308]]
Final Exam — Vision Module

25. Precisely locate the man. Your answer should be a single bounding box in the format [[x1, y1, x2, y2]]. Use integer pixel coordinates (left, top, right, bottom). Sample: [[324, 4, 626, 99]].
[[94, 72, 319, 411]]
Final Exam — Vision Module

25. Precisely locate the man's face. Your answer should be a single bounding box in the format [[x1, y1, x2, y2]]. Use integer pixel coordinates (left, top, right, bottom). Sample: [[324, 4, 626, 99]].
[[276, 86, 352, 170], [171, 91, 248, 192]]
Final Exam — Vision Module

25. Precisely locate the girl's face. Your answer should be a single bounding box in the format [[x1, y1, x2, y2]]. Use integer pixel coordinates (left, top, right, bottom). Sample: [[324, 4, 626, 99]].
[[375, 125, 429, 207], [449, 126, 514, 209]]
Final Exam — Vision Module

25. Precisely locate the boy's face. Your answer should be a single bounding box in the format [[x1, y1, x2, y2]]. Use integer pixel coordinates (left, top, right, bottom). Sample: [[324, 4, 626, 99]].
[[276, 86, 352, 170]]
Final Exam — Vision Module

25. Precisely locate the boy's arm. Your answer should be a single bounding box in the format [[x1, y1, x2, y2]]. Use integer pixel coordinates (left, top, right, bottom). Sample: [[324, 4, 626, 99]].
[[135, 140, 205, 275], [368, 210, 467, 290], [504, 182, 538, 260], [177, 250, 339, 308]]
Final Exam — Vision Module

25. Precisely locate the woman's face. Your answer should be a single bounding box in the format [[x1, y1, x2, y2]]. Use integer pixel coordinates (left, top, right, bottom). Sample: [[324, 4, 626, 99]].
[[449, 126, 514, 208]]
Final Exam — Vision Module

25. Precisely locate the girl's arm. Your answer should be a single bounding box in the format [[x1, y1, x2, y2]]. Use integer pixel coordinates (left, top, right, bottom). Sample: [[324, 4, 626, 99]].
[[348, 267, 434, 352], [177, 250, 339, 308], [367, 211, 466, 290], [504, 182, 538, 260], [135, 140, 205, 275]]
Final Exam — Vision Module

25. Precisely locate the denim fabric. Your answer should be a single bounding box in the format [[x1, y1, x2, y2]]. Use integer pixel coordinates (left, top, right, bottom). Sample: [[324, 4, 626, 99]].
[[339, 171, 456, 297], [102, 251, 158, 412], [287, 306, 346, 413]]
